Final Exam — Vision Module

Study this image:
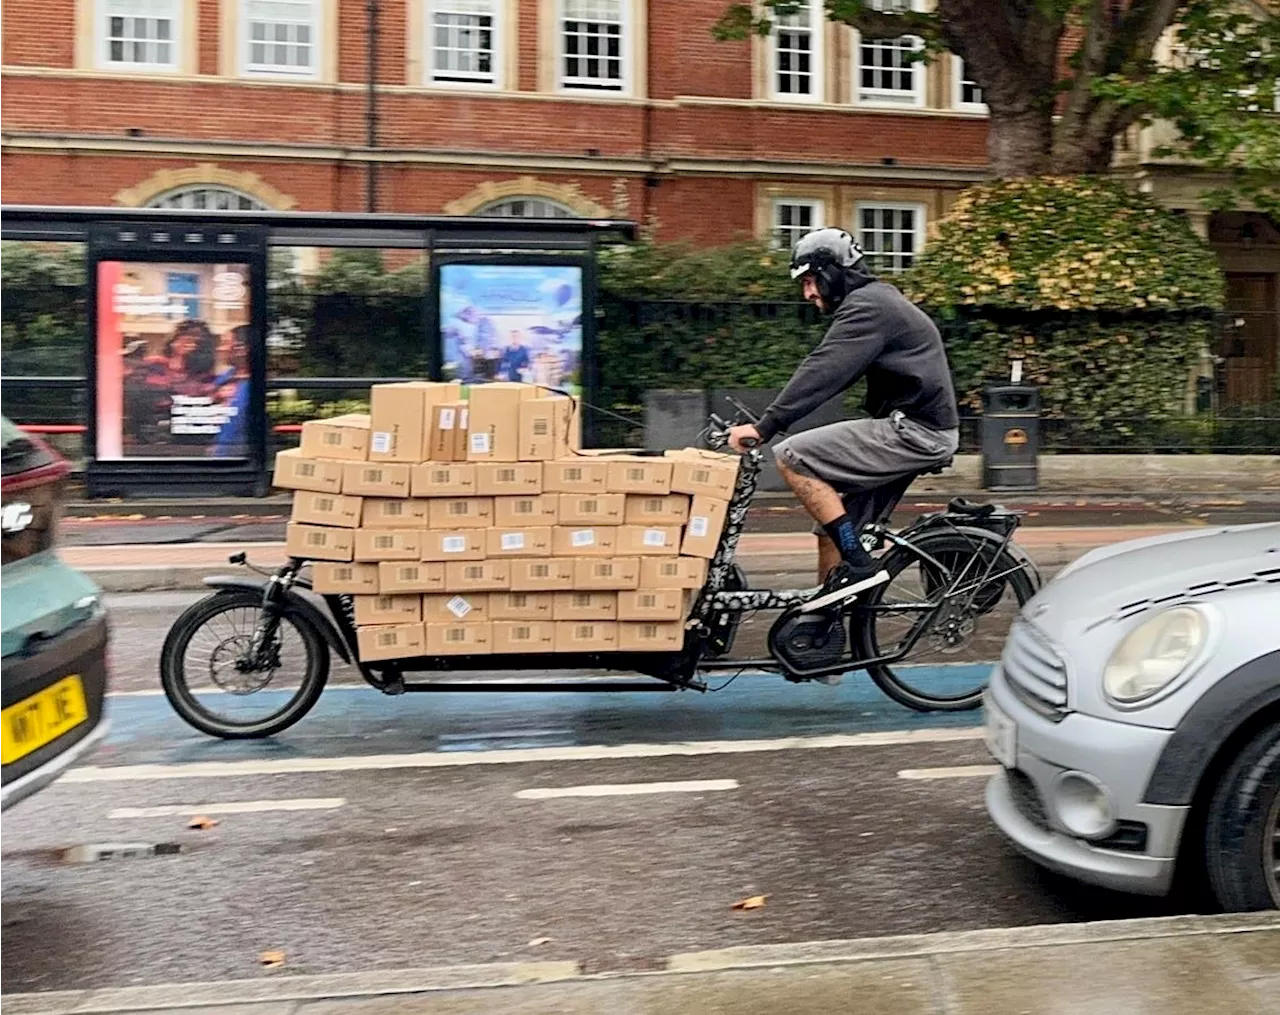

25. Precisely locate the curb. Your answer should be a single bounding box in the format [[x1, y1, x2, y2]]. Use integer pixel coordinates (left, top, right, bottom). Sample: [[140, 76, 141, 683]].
[[5, 912, 1275, 1013]]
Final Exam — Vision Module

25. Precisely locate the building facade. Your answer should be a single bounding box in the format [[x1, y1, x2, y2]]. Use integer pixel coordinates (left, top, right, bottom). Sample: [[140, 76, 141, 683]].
[[1, 0, 994, 273]]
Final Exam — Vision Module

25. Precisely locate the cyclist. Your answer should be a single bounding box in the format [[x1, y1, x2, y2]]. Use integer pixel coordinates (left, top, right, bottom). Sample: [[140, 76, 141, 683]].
[[728, 228, 960, 610]]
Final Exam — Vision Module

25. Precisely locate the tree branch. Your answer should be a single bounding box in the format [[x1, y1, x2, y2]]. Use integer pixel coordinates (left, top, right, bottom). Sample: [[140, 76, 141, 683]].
[[825, 1, 942, 42], [1107, 0, 1186, 73]]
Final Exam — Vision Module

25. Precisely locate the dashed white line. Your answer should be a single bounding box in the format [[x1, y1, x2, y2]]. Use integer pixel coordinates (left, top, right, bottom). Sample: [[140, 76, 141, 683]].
[[63, 727, 985, 783], [897, 765, 1000, 781], [515, 779, 738, 800], [108, 797, 346, 818]]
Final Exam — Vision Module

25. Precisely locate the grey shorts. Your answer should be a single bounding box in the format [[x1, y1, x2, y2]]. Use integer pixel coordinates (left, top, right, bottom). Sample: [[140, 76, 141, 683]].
[[773, 411, 960, 533]]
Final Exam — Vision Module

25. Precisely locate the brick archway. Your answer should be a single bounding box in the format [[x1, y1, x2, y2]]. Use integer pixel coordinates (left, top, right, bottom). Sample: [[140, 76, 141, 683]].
[[113, 164, 298, 210], [442, 177, 609, 218]]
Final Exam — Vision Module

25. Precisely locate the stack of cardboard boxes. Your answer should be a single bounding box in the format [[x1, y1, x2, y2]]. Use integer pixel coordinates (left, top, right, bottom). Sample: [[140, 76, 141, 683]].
[[273, 382, 738, 664]]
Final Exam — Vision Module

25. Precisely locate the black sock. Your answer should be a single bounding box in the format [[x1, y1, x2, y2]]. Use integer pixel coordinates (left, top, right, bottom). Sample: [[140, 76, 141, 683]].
[[823, 514, 875, 571]]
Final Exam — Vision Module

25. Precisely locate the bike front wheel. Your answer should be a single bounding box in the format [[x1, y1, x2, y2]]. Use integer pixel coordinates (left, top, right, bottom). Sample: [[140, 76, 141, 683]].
[[855, 529, 1036, 712], [160, 589, 330, 739]]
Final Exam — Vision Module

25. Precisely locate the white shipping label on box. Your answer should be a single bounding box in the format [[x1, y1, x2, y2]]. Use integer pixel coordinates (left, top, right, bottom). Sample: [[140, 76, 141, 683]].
[[571, 529, 595, 547], [689, 516, 710, 538], [470, 433, 491, 454], [447, 595, 473, 619], [438, 408, 456, 430], [643, 528, 667, 547], [371, 432, 392, 455], [442, 536, 468, 554], [501, 532, 526, 551]]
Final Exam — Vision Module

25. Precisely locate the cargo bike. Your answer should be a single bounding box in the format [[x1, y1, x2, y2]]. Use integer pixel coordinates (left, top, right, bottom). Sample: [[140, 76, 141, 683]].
[[160, 403, 1042, 739]]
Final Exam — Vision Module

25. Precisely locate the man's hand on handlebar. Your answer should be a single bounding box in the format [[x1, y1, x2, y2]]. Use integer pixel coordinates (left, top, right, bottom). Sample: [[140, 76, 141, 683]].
[[727, 424, 763, 454]]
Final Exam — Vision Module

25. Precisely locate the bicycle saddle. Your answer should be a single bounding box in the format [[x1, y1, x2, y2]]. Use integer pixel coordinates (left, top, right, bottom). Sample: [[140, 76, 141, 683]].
[[948, 497, 996, 518]]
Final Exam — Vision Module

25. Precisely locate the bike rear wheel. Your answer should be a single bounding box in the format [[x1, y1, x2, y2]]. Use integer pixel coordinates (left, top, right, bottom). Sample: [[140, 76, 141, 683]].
[[160, 589, 330, 739], [856, 529, 1036, 712]]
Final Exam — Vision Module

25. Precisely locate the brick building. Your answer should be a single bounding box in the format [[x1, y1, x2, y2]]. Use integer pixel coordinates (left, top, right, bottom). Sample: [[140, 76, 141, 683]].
[[0, 0, 995, 273]]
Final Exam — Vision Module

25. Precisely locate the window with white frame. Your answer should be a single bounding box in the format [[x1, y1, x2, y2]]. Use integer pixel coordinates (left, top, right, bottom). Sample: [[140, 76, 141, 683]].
[[429, 0, 499, 87], [953, 56, 985, 112], [243, 1, 318, 77], [772, 1, 823, 101], [560, 0, 626, 92], [856, 0, 924, 107], [772, 199, 824, 250], [148, 186, 268, 211], [477, 197, 577, 218], [99, 0, 180, 70], [857, 203, 925, 274]]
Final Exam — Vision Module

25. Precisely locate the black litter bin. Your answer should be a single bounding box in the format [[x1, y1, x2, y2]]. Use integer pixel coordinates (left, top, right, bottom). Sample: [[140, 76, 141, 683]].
[[982, 385, 1039, 492]]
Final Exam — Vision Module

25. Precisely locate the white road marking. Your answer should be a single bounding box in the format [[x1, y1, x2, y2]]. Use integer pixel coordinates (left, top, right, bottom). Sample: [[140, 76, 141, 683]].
[[63, 727, 984, 783], [515, 779, 738, 800], [108, 797, 346, 818], [897, 765, 1000, 781]]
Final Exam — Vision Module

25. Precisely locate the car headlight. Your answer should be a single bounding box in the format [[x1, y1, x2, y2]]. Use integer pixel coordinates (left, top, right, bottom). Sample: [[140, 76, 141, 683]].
[[1103, 606, 1207, 705]]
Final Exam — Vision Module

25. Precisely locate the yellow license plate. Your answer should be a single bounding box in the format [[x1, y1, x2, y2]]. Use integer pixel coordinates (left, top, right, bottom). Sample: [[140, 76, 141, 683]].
[[1, 675, 89, 765]]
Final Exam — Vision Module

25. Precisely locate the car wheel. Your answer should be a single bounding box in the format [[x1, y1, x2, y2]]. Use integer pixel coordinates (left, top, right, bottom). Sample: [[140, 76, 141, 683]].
[[1204, 722, 1280, 912]]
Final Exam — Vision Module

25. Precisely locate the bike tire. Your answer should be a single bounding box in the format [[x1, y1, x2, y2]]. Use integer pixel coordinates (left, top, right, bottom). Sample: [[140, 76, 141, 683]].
[[160, 589, 330, 739], [856, 529, 1036, 712]]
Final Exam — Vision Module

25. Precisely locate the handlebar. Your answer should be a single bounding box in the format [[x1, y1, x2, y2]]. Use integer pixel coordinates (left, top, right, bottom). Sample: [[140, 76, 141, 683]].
[[705, 409, 762, 453]]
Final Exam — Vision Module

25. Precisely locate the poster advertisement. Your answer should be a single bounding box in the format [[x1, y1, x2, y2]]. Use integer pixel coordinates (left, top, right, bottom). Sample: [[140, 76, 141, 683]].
[[95, 261, 252, 460], [439, 263, 583, 396]]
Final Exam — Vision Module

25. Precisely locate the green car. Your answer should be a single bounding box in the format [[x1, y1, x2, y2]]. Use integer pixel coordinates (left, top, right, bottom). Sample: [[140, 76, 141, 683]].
[[1, 416, 110, 809]]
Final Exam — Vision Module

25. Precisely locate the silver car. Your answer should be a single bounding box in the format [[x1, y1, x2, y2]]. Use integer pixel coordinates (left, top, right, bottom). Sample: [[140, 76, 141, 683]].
[[984, 521, 1280, 910]]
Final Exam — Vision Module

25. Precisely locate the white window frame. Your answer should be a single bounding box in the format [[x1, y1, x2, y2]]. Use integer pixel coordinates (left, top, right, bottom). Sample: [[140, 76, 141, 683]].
[[952, 55, 986, 114], [856, 201, 926, 275], [427, 0, 503, 90], [241, 0, 321, 80], [771, 199, 825, 251], [854, 0, 925, 109], [557, 0, 631, 95], [97, 0, 182, 73], [769, 0, 824, 104]]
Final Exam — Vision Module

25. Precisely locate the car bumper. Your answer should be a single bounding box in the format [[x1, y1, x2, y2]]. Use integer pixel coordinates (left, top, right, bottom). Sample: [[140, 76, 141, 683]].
[[1, 715, 109, 811], [984, 666, 1189, 897]]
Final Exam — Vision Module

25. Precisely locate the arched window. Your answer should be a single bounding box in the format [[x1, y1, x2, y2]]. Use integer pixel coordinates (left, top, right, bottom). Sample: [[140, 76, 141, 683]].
[[147, 186, 268, 211], [476, 196, 578, 218]]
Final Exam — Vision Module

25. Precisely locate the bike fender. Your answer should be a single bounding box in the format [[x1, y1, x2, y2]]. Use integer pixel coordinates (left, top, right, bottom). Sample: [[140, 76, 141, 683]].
[[902, 524, 1043, 592], [202, 576, 353, 665]]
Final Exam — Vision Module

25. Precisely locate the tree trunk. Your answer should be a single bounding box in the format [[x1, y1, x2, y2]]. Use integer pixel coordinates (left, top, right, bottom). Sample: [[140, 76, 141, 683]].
[[987, 109, 1056, 177]]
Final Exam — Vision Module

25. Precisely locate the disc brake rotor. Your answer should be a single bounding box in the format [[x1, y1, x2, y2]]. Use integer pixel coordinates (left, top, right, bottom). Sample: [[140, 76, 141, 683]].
[[208, 635, 276, 695], [928, 609, 978, 655]]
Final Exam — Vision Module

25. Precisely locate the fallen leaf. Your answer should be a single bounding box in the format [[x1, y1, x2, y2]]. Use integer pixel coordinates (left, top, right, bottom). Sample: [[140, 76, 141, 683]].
[[188, 816, 219, 830], [528, 937, 553, 947], [732, 895, 768, 911], [259, 950, 286, 968]]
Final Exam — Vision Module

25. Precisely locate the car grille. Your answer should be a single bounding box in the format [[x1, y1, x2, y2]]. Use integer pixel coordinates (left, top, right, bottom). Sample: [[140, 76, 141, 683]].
[[1007, 769, 1049, 831], [1001, 619, 1068, 720]]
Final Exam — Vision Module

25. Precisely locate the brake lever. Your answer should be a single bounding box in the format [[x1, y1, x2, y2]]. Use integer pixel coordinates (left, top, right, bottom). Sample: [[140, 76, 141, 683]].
[[725, 395, 762, 425]]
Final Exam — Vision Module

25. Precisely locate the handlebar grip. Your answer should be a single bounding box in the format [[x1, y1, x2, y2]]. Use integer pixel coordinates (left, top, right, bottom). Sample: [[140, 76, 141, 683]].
[[740, 437, 761, 450]]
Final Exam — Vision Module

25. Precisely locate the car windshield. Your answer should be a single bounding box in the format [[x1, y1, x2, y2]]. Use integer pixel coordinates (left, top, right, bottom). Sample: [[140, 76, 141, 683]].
[[1, 416, 55, 479]]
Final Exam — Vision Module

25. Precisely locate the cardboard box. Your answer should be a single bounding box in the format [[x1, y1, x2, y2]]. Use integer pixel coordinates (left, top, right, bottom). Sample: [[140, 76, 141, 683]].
[[420, 529, 486, 562], [492, 621, 556, 654], [555, 620, 618, 653], [510, 558, 576, 592], [616, 525, 681, 557], [619, 621, 684, 652], [494, 495, 558, 528], [357, 622, 426, 662], [273, 449, 345, 494], [553, 591, 618, 622], [454, 405, 470, 460], [369, 381, 461, 463], [543, 459, 610, 493], [466, 383, 536, 462], [428, 401, 464, 462], [299, 414, 370, 462], [682, 496, 730, 559], [667, 449, 740, 498], [557, 493, 625, 525], [362, 498, 429, 528], [286, 522, 354, 562], [444, 560, 512, 591], [618, 589, 687, 622], [518, 395, 573, 461], [623, 494, 690, 526], [489, 591, 554, 621], [641, 557, 708, 590], [427, 497, 494, 530], [425, 621, 492, 655], [312, 562, 379, 594], [476, 462, 543, 496], [354, 528, 423, 562], [353, 593, 423, 626], [423, 592, 488, 623], [552, 526, 618, 557], [342, 462, 412, 498], [572, 557, 640, 591], [378, 561, 445, 594], [486, 527, 553, 558], [607, 456, 673, 495], [411, 462, 477, 497], [291, 490, 362, 528]]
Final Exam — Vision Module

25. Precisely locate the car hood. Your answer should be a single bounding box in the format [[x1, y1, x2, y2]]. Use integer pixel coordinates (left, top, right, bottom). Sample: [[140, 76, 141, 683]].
[[1028, 522, 1280, 633]]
